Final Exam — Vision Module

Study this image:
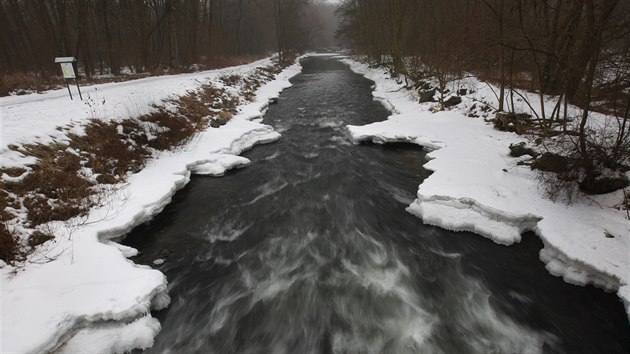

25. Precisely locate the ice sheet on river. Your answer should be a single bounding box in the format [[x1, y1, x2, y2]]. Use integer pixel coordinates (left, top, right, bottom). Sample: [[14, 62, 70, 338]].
[[343, 59, 630, 320], [0, 58, 302, 353]]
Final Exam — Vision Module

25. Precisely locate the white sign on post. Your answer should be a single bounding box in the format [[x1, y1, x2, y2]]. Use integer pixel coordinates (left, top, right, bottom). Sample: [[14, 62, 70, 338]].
[[60, 62, 76, 79], [54, 57, 82, 100]]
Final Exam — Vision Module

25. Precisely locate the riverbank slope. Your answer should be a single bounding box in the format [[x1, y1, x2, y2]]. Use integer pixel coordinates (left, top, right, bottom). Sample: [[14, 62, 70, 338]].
[[1, 57, 302, 353], [343, 57, 630, 321]]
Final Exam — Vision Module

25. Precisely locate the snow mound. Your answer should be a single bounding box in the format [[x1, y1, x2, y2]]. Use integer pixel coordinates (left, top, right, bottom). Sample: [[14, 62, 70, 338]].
[[190, 154, 252, 176]]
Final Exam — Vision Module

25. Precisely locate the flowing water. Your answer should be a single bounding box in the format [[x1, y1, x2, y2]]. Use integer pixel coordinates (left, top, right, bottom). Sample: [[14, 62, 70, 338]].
[[124, 56, 630, 353]]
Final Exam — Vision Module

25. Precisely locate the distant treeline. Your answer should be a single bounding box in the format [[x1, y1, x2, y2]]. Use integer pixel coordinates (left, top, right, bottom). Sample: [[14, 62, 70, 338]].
[[0, 0, 338, 76], [337, 0, 630, 110]]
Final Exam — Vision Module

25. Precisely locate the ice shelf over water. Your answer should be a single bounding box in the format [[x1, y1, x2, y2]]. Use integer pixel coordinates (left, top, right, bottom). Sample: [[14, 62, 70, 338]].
[[342, 58, 630, 321]]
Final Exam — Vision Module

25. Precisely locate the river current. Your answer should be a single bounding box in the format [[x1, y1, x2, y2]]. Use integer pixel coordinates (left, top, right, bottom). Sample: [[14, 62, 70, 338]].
[[124, 56, 630, 353]]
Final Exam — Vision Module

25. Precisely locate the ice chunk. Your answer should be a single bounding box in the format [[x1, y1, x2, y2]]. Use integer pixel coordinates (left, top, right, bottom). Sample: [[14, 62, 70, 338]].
[[57, 315, 161, 354], [190, 154, 251, 176]]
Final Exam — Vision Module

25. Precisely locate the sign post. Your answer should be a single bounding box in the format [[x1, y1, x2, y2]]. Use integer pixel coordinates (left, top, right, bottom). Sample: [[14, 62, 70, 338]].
[[54, 57, 82, 100]]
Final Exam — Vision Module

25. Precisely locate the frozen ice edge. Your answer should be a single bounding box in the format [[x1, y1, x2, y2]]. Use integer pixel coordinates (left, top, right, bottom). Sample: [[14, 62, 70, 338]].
[[406, 196, 541, 246], [1, 58, 303, 354], [341, 58, 630, 322]]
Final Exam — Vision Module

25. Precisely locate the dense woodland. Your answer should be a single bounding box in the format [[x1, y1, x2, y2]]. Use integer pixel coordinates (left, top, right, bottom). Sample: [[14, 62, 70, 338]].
[[338, 0, 630, 196], [0, 0, 337, 76], [1, 0, 628, 196]]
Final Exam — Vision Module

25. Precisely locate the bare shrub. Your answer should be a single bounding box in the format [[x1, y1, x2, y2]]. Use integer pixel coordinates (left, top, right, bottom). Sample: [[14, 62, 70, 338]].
[[536, 165, 582, 204], [28, 230, 54, 247], [582, 115, 630, 172], [533, 117, 629, 200]]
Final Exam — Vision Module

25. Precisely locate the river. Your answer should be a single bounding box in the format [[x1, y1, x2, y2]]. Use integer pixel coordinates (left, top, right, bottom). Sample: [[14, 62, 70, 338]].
[[123, 56, 630, 353]]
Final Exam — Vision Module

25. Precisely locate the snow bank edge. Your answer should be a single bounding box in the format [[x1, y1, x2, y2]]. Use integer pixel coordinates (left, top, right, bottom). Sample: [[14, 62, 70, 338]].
[[2, 58, 303, 354], [341, 57, 630, 321]]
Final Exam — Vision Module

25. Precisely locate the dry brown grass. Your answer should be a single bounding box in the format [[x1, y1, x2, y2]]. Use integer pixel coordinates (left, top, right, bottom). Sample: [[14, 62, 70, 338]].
[[140, 110, 198, 150], [0, 190, 18, 222], [0, 58, 290, 264], [1, 167, 27, 178], [220, 75, 241, 86], [167, 84, 240, 130], [172, 95, 209, 123], [70, 121, 149, 177], [237, 63, 288, 103], [6, 153, 95, 227], [28, 230, 54, 247]]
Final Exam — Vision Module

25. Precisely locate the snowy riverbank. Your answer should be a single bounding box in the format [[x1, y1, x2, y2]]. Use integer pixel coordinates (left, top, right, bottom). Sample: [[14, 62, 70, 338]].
[[342, 58, 630, 321], [1, 58, 302, 353]]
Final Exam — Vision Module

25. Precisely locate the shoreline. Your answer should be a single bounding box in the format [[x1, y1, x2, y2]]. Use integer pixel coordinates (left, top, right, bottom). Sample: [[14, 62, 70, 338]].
[[342, 57, 630, 322], [1, 57, 303, 353]]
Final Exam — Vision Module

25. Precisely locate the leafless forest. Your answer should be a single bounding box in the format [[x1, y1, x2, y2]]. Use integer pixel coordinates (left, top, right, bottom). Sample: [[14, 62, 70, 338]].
[[1, 0, 629, 195], [0, 0, 338, 77], [338, 0, 630, 196]]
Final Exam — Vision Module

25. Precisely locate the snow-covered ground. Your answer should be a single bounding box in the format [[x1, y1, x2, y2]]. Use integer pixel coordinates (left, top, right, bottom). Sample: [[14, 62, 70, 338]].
[[0, 57, 278, 167], [2, 52, 628, 353], [341, 58, 630, 321], [1, 57, 302, 353]]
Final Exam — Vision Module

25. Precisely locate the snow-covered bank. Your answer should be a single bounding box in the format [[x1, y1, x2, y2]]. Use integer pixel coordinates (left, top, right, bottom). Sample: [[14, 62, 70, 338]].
[[1, 58, 302, 353], [342, 59, 630, 320], [0, 57, 275, 159]]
